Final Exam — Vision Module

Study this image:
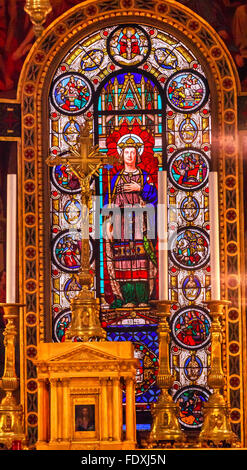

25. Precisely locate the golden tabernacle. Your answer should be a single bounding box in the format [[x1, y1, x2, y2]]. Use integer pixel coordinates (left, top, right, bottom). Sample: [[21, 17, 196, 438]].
[[34, 341, 138, 450]]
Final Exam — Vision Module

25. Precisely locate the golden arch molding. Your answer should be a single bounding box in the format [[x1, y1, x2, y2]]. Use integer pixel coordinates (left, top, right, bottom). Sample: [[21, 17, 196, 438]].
[[16, 0, 246, 447]]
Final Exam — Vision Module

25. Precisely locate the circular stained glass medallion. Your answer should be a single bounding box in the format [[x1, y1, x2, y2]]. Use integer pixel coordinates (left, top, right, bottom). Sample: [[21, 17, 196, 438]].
[[64, 276, 81, 303], [166, 70, 209, 113], [184, 354, 203, 382], [179, 118, 198, 144], [182, 274, 201, 301], [51, 72, 93, 115], [52, 229, 81, 273], [154, 47, 178, 70], [108, 25, 150, 67], [54, 309, 71, 342], [51, 164, 81, 194], [63, 120, 80, 146], [180, 196, 200, 222], [168, 150, 209, 191], [63, 199, 81, 225], [174, 386, 210, 429], [170, 227, 210, 270], [171, 306, 211, 350], [80, 49, 104, 71]]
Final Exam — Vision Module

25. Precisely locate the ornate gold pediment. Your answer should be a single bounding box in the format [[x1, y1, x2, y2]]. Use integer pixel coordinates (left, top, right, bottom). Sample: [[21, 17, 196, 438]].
[[36, 343, 121, 366]]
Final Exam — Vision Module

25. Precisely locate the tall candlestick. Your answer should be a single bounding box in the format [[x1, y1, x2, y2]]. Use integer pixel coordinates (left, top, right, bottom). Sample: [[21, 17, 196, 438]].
[[158, 171, 168, 301], [6, 174, 17, 303], [209, 172, 221, 300]]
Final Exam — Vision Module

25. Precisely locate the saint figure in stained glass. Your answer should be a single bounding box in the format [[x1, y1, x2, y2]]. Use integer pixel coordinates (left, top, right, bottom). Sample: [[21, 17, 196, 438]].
[[103, 124, 158, 308]]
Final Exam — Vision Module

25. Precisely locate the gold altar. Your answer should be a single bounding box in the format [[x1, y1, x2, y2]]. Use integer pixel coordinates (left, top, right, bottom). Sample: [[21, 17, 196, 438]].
[[34, 341, 138, 450]]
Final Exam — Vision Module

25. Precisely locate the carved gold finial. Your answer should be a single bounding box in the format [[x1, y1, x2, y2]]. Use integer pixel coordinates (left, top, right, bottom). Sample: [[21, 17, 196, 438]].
[[24, 0, 52, 37], [199, 300, 239, 447]]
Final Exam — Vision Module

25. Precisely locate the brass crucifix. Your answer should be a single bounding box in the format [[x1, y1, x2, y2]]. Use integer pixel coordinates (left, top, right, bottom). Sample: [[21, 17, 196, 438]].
[[46, 122, 112, 341]]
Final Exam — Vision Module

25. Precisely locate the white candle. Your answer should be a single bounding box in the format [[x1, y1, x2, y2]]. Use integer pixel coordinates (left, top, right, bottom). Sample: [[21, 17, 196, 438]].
[[6, 174, 17, 303], [209, 171, 221, 300], [158, 170, 168, 300]]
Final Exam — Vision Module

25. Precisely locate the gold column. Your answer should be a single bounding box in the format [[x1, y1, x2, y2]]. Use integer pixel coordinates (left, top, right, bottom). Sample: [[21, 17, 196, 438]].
[[37, 378, 47, 443], [61, 379, 70, 442], [100, 378, 108, 441], [57, 379, 63, 440], [148, 300, 184, 446], [125, 377, 136, 443], [112, 378, 121, 441], [199, 300, 238, 446], [49, 378, 58, 443], [0, 303, 26, 449], [107, 378, 113, 440]]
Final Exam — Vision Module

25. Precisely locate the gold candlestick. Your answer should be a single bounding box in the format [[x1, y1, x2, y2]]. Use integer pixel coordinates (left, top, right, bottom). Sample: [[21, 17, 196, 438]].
[[147, 300, 184, 447], [24, 0, 52, 37], [0, 304, 27, 449], [199, 300, 238, 447]]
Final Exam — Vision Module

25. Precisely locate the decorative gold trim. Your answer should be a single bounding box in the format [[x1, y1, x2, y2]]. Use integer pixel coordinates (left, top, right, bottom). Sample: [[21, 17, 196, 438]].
[[16, 0, 245, 446]]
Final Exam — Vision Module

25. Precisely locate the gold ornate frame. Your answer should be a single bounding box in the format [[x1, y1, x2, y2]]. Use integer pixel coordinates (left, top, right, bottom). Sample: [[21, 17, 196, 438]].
[[16, 0, 246, 446]]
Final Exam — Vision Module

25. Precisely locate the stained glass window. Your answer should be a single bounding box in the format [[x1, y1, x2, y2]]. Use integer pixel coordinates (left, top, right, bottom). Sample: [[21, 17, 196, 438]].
[[49, 24, 212, 432]]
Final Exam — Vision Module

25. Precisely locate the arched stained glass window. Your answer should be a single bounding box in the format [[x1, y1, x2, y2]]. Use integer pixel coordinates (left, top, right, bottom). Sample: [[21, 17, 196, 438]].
[[49, 23, 211, 432]]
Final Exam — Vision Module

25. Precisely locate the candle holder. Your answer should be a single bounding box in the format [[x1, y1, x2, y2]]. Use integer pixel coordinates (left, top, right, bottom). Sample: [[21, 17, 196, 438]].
[[145, 300, 184, 448], [24, 0, 52, 37], [199, 300, 239, 447], [0, 303, 27, 449]]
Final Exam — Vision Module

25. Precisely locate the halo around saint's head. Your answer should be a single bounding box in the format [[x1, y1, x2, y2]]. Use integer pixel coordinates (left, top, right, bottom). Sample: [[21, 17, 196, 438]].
[[117, 133, 144, 155]]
